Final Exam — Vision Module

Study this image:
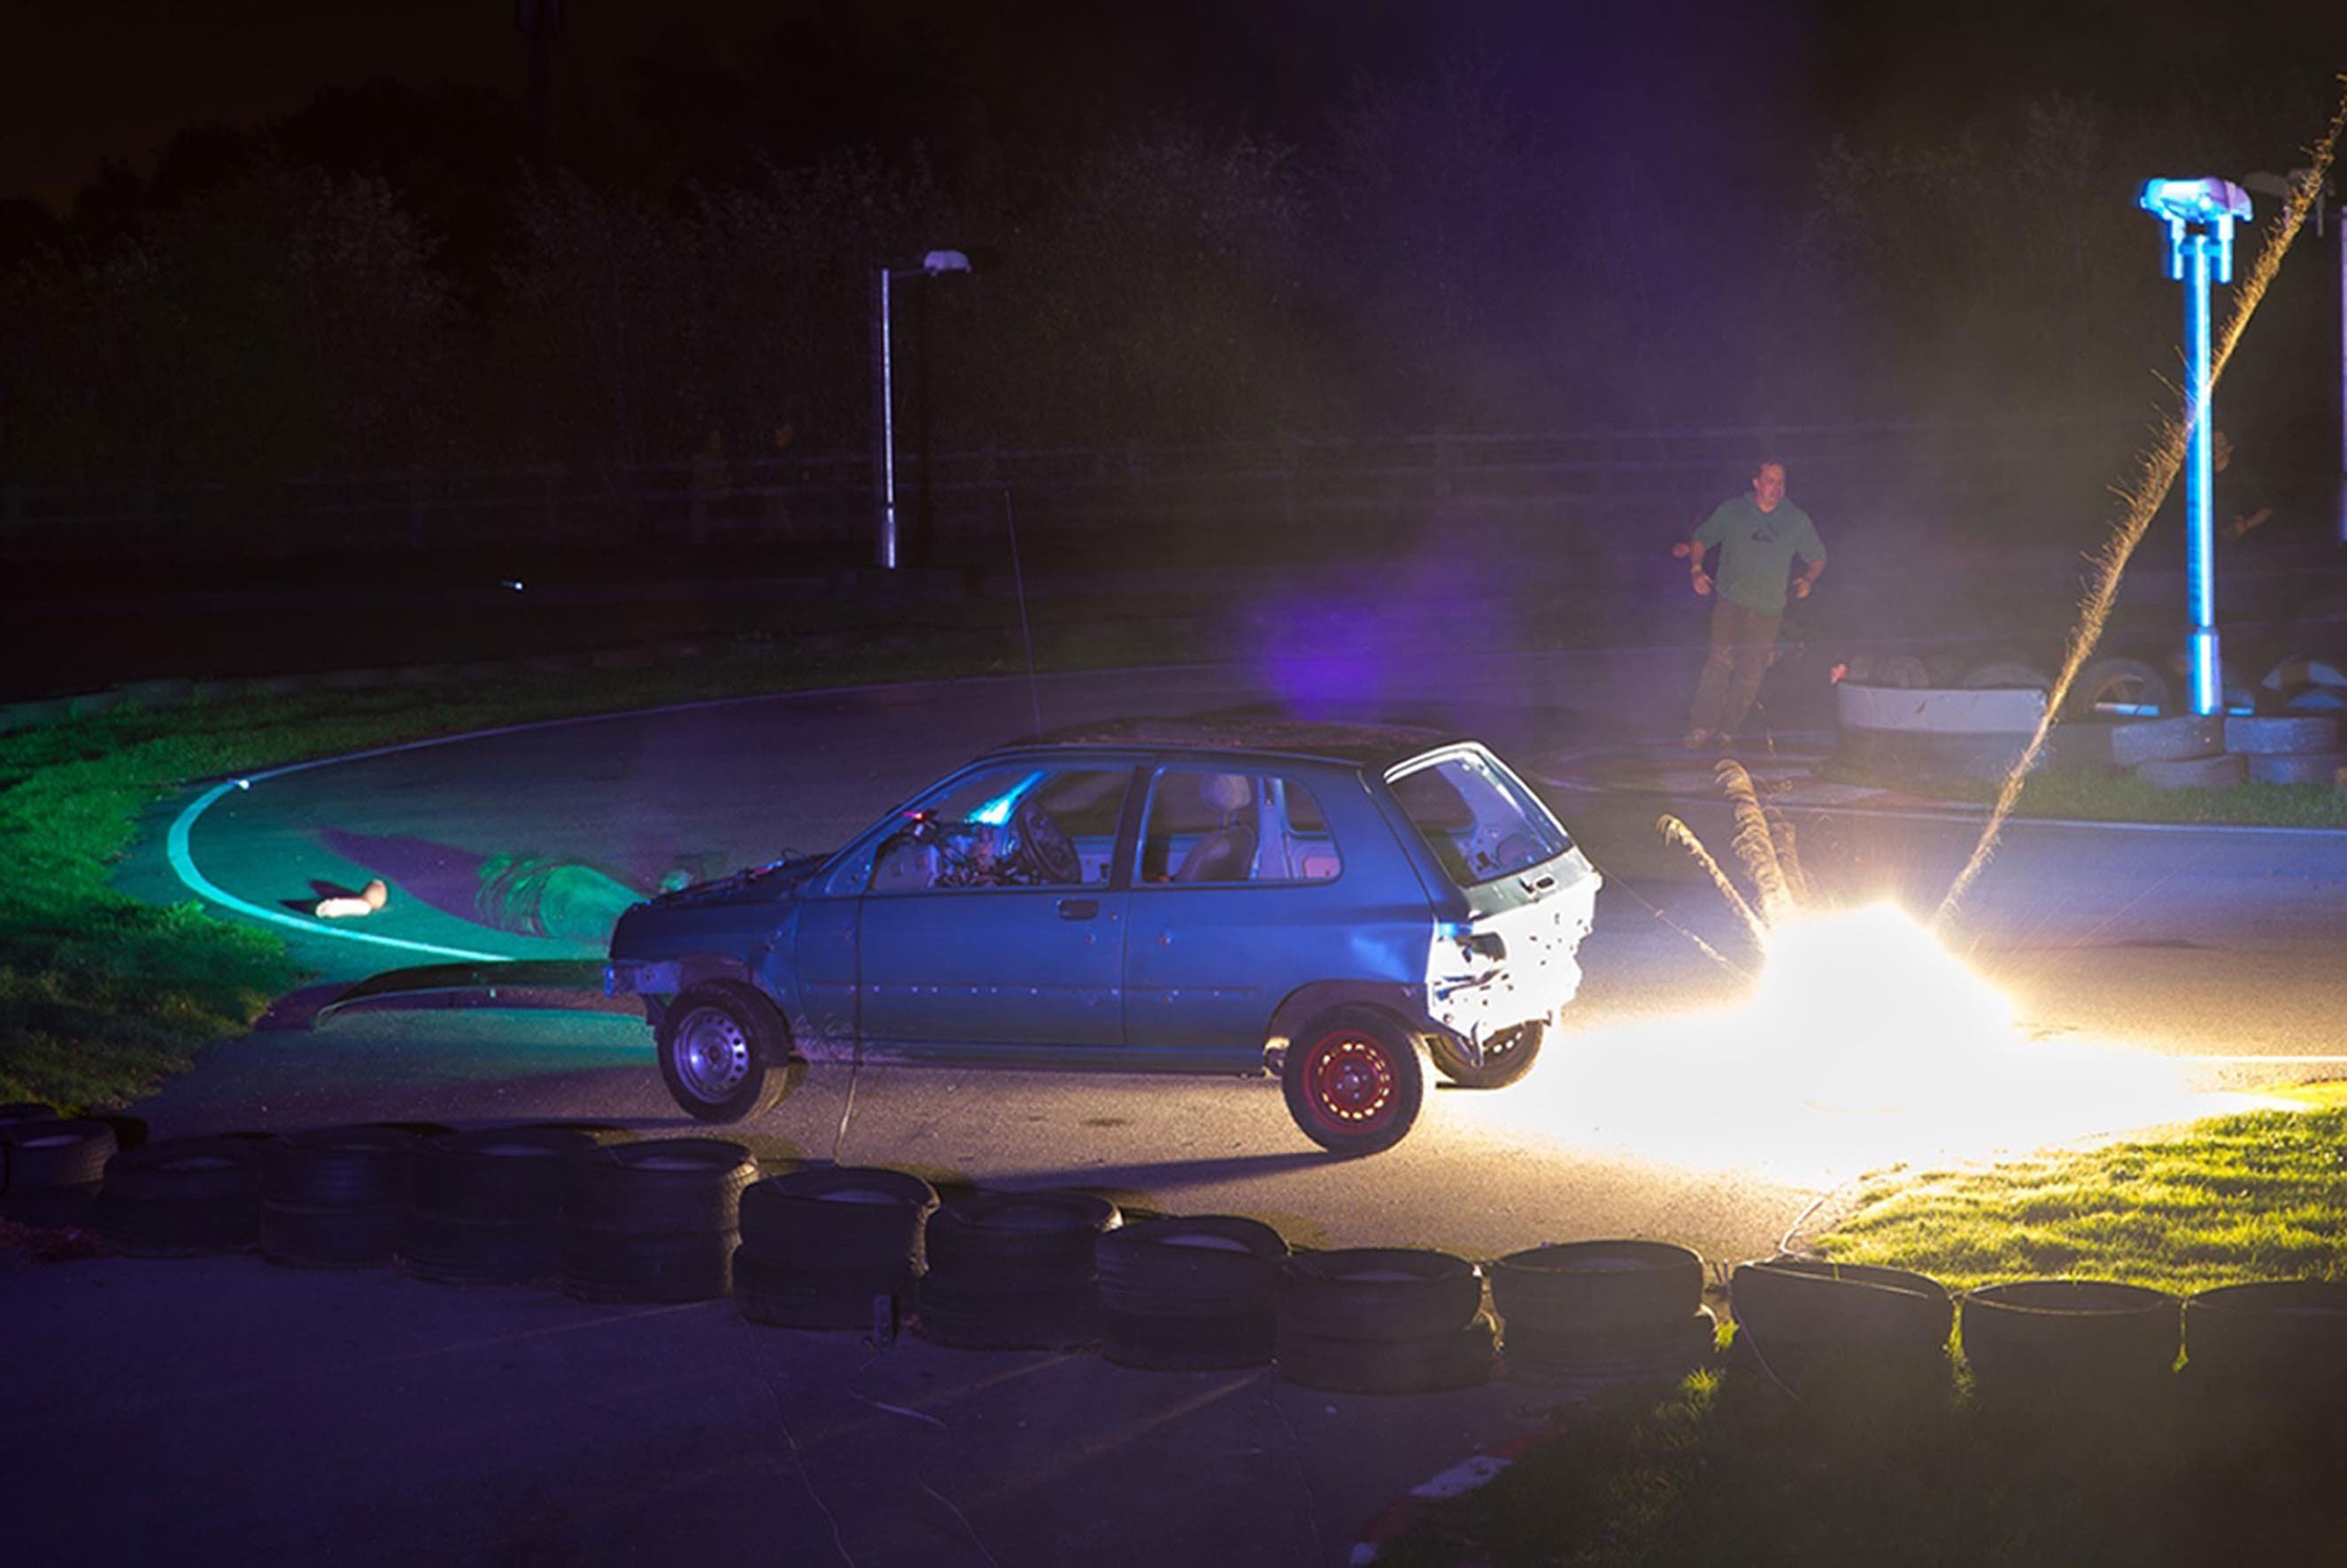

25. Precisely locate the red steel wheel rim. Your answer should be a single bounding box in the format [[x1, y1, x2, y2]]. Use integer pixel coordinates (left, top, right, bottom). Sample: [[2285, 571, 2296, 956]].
[[1302, 1032, 1398, 1132]]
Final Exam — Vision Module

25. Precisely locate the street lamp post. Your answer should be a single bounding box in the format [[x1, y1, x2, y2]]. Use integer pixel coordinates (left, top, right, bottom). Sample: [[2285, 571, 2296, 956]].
[[871, 250, 972, 570], [2140, 177, 2253, 717]]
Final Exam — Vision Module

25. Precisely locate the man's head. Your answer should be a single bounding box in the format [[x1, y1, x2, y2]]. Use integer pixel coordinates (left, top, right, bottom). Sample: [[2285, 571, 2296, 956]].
[[1750, 461, 1787, 512]]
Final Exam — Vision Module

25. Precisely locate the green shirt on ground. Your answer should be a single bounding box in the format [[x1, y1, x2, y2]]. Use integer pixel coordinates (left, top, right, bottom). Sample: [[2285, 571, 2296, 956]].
[[1693, 495, 1826, 615]]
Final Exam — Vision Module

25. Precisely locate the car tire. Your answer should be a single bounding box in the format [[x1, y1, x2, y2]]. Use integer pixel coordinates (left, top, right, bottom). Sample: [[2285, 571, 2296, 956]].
[[2223, 715, 2339, 755], [1503, 1308, 1718, 1386], [1097, 1215, 1288, 1317], [2068, 656, 2171, 718], [402, 1125, 603, 1286], [1278, 1247, 1485, 1341], [1488, 1240, 1705, 1332], [2247, 751, 2343, 784], [734, 1247, 917, 1331], [95, 1136, 268, 1256], [0, 1101, 58, 1127], [560, 1139, 758, 1234], [1426, 1020, 1544, 1090], [1276, 1315, 1496, 1394], [1282, 1006, 1424, 1156], [259, 1126, 421, 1269], [1962, 660, 2052, 692], [2135, 753, 2244, 790], [2110, 714, 2226, 767], [737, 1167, 937, 1263], [1727, 1258, 1953, 1392], [655, 981, 807, 1124], [1961, 1280, 2180, 1402], [2182, 1281, 2347, 1402]]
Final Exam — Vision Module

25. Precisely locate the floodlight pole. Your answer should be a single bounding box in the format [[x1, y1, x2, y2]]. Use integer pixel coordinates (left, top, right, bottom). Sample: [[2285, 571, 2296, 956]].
[[871, 250, 973, 570], [2141, 178, 2250, 716]]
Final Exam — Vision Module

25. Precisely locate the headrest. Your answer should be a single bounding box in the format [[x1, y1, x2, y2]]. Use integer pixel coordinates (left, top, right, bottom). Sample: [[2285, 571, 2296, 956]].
[[1201, 772, 1253, 813]]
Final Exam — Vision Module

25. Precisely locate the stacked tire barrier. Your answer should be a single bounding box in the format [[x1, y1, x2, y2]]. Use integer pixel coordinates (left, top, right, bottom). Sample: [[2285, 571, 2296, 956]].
[[1274, 1248, 1495, 1394], [1098, 1216, 1289, 1370], [10, 1105, 2342, 1416], [2108, 713, 2342, 790], [560, 1139, 757, 1303], [403, 1126, 601, 1286], [733, 1166, 938, 1330], [1, 1116, 120, 1229], [261, 1126, 421, 1269], [1491, 1241, 1716, 1386], [917, 1191, 1121, 1349]]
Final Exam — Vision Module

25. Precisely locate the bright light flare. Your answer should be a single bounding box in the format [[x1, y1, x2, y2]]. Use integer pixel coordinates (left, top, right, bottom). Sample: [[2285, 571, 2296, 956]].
[[1443, 904, 2272, 1186]]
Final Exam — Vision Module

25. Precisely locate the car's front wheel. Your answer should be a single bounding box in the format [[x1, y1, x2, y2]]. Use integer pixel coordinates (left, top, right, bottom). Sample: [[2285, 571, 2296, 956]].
[[1282, 1006, 1424, 1156], [655, 981, 806, 1124], [1426, 1019, 1544, 1089]]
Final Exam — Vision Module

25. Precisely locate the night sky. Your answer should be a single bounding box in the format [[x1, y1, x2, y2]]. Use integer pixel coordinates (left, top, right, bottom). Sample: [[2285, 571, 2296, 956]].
[[9, 0, 2345, 212]]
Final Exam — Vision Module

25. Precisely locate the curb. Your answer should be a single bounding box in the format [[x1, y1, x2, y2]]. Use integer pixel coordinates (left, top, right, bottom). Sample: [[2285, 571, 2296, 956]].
[[1347, 1431, 1548, 1564]]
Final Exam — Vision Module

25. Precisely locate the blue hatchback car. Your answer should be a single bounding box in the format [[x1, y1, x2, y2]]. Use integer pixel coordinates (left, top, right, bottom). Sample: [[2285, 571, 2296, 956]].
[[606, 719, 1601, 1155]]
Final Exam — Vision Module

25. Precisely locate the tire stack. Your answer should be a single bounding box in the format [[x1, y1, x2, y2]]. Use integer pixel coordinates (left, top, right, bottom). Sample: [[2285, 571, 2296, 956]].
[[1726, 1257, 1951, 1394], [2181, 1280, 2347, 1421], [1097, 1216, 1289, 1370], [1, 1115, 119, 1229], [1274, 1247, 1494, 1394], [917, 1191, 1121, 1349], [259, 1126, 421, 1269], [1490, 1240, 1715, 1387], [2111, 714, 2238, 789], [560, 1139, 757, 1304], [403, 1126, 602, 1286], [94, 1136, 267, 1256], [2224, 714, 2342, 785], [1961, 1280, 2181, 1410], [733, 1166, 938, 1331]]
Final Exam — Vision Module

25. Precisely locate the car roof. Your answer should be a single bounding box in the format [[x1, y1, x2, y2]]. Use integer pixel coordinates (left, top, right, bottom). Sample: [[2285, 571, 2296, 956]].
[[995, 716, 1467, 770]]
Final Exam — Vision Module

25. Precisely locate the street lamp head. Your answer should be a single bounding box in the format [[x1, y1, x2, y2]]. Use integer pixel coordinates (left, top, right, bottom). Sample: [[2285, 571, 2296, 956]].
[[922, 250, 973, 276], [2139, 177, 2251, 227]]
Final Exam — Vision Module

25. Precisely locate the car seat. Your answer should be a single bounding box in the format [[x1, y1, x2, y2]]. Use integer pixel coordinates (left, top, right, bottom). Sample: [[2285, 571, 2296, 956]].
[[1173, 773, 1258, 883]]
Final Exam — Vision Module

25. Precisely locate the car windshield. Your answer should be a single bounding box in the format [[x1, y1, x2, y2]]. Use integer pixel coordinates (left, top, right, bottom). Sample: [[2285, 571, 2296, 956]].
[[1387, 750, 1570, 887]]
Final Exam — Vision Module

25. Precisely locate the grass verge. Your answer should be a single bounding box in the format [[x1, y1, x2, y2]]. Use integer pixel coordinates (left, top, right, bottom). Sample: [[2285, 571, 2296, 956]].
[[0, 622, 1185, 1112], [1378, 1090, 2347, 1566], [1814, 753, 2347, 828]]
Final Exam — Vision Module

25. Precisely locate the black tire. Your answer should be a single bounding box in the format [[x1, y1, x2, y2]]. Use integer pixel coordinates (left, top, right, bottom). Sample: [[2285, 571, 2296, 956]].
[[1873, 654, 1932, 689], [655, 981, 806, 1124], [1276, 1317, 1496, 1394], [561, 1224, 737, 1303], [1489, 1240, 1705, 1332], [102, 1136, 265, 1202], [260, 1200, 402, 1269], [1425, 1020, 1545, 1090], [1103, 1308, 1277, 1371], [1, 1184, 99, 1228], [1727, 1259, 1952, 1389], [2068, 656, 2171, 718], [1503, 1308, 1718, 1386], [1097, 1216, 1288, 1316], [2248, 751, 2343, 784], [399, 1209, 563, 1286], [1281, 1006, 1424, 1156], [2183, 1280, 2347, 1392], [2223, 714, 2340, 755], [2110, 714, 2226, 767], [917, 1275, 1101, 1349], [2, 1118, 119, 1193], [737, 1167, 936, 1261], [1962, 660, 2052, 691], [0, 1101, 58, 1126], [94, 1190, 260, 1256], [262, 1126, 419, 1208], [560, 1139, 757, 1234], [1278, 1248, 1484, 1341], [1961, 1280, 2180, 1399], [733, 1245, 917, 1330], [409, 1126, 600, 1222], [925, 1192, 1121, 1274], [2135, 753, 2243, 789]]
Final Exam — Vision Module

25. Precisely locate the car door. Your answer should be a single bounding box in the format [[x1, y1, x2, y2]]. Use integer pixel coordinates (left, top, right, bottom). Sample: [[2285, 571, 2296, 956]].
[[1123, 765, 1357, 1055], [855, 761, 1135, 1050]]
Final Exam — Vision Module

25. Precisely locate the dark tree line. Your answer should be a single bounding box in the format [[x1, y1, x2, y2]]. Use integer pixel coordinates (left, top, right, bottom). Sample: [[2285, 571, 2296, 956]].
[[0, 59, 2335, 489]]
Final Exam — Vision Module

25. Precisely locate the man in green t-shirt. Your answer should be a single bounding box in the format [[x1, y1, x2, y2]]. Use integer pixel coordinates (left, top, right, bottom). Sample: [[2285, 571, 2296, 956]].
[[1683, 460, 1826, 748]]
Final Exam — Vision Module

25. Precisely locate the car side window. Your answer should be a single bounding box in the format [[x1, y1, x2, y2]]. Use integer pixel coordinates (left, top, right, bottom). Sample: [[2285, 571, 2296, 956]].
[[1138, 769, 1340, 884], [867, 765, 1129, 892]]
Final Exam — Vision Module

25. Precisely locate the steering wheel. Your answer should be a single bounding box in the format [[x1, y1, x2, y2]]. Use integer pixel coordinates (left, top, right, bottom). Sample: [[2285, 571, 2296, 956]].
[[1011, 796, 1082, 884]]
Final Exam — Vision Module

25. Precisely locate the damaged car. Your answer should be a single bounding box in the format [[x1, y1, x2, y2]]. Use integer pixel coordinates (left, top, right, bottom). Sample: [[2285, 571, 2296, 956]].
[[606, 719, 1601, 1155]]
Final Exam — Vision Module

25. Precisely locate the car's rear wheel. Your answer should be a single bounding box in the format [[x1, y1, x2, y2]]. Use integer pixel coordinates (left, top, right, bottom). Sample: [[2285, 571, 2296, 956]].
[[1426, 1019, 1544, 1089], [1282, 1006, 1424, 1156], [655, 981, 805, 1124]]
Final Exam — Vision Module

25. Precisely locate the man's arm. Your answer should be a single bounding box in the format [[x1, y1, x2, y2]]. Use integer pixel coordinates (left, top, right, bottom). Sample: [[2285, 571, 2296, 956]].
[[1791, 558, 1824, 599], [1688, 535, 1713, 596]]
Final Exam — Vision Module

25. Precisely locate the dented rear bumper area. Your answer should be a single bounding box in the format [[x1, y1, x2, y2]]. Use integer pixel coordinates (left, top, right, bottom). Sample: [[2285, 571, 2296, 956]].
[[1423, 868, 1601, 1065]]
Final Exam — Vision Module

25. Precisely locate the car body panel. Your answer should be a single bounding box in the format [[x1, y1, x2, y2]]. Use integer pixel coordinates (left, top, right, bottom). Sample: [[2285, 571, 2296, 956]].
[[607, 723, 1600, 1077]]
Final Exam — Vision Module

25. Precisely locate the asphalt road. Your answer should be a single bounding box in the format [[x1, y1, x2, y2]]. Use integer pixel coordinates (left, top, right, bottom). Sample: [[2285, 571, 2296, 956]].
[[36, 649, 2344, 1568]]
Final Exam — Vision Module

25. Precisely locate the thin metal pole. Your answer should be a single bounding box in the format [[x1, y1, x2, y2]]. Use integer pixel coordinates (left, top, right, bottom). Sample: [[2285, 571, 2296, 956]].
[[872, 266, 899, 569], [2183, 233, 2221, 716]]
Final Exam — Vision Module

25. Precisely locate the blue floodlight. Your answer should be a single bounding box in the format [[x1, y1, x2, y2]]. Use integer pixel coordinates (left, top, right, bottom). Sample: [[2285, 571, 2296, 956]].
[[2139, 176, 2253, 716]]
